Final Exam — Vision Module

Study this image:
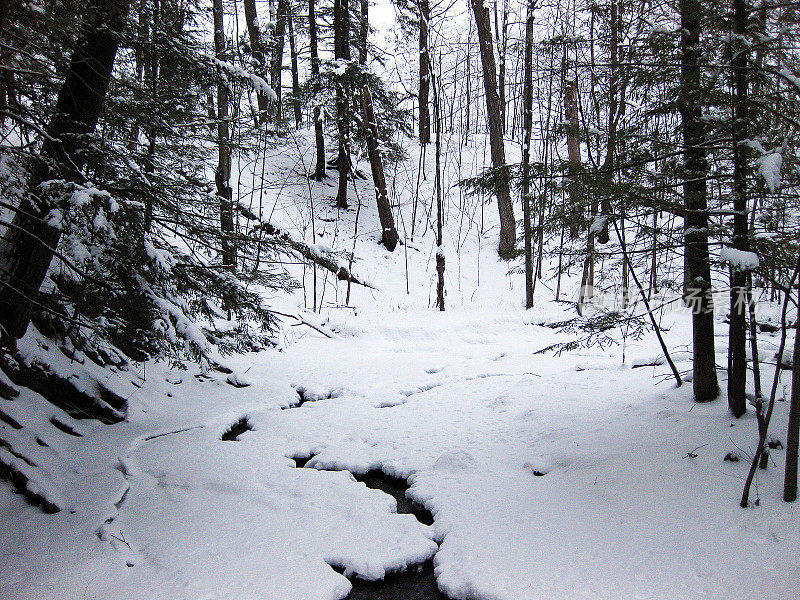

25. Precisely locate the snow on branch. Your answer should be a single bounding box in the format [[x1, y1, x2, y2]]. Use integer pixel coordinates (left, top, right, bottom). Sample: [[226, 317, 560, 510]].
[[210, 57, 277, 101], [253, 222, 375, 289]]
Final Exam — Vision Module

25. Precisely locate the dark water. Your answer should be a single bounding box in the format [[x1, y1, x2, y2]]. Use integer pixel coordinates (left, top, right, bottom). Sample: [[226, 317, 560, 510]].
[[219, 417, 252, 441], [342, 560, 447, 600], [344, 470, 445, 600], [293, 459, 448, 599]]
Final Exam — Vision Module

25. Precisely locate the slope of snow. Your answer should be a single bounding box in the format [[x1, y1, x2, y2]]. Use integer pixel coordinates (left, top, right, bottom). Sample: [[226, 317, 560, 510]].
[[2, 130, 798, 600]]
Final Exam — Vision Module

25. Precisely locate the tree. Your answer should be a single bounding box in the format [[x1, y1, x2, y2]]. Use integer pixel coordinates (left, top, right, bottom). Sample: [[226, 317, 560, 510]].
[[212, 0, 236, 285], [785, 254, 800, 502], [287, 3, 302, 128], [0, 0, 131, 340], [727, 0, 751, 418], [418, 0, 431, 144], [362, 86, 399, 251], [334, 0, 352, 209], [270, 0, 289, 127], [243, 0, 271, 124], [680, 0, 719, 403], [522, 1, 535, 308], [469, 0, 516, 259], [309, 0, 326, 179]]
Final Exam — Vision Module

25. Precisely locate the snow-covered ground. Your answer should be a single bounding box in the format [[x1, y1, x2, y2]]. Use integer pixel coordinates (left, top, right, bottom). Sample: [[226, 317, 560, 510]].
[[1, 130, 798, 599]]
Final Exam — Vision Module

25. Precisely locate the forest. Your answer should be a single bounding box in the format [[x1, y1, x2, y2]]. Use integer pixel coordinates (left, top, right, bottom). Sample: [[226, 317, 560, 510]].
[[0, 0, 799, 598]]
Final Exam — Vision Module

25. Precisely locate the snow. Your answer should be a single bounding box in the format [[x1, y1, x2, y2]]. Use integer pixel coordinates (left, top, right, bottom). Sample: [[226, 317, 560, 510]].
[[757, 151, 783, 193], [719, 246, 760, 270], [2, 129, 799, 600]]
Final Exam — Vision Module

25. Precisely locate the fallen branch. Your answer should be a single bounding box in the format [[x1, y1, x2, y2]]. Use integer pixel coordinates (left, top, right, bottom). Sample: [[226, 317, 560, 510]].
[[254, 222, 374, 289]]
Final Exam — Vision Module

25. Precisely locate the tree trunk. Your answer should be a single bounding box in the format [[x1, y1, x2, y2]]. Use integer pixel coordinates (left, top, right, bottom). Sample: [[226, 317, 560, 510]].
[[432, 61, 444, 310], [0, 0, 130, 341], [243, 0, 270, 124], [595, 1, 620, 246], [270, 0, 288, 128], [784, 275, 800, 502], [728, 0, 750, 418], [334, 0, 351, 209], [494, 1, 507, 134], [287, 6, 302, 127], [522, 2, 535, 308], [418, 0, 431, 144], [361, 86, 399, 251], [565, 80, 582, 240], [470, 0, 515, 259], [309, 0, 325, 180], [680, 0, 719, 403], [212, 0, 236, 277], [360, 0, 368, 64]]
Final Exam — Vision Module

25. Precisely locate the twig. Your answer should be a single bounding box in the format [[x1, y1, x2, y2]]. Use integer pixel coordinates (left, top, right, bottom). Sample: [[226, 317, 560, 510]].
[[269, 309, 338, 338], [613, 220, 682, 387], [683, 443, 709, 459], [741, 253, 800, 507]]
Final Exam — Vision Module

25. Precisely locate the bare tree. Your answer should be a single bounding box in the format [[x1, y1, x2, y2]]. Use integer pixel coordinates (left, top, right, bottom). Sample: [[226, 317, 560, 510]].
[[269, 0, 288, 127], [334, 0, 351, 209], [522, 1, 535, 308], [287, 4, 302, 128], [418, 0, 431, 144], [212, 0, 236, 281], [361, 86, 399, 251], [470, 0, 516, 259], [243, 0, 270, 124], [785, 308, 800, 502], [680, 0, 719, 403], [309, 0, 325, 179], [728, 0, 751, 418]]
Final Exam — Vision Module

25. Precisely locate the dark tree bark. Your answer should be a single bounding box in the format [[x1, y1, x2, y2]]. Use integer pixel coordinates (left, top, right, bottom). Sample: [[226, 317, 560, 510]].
[[243, 0, 270, 124], [470, 0, 516, 259], [432, 62, 444, 310], [334, 0, 351, 209], [494, 1, 507, 133], [522, 2, 535, 308], [418, 0, 430, 144], [728, 0, 750, 418], [360, 0, 368, 64], [564, 80, 582, 240], [680, 0, 719, 403], [361, 86, 399, 251], [785, 279, 800, 502], [309, 0, 325, 179], [595, 1, 621, 246], [212, 0, 235, 276], [0, 0, 130, 340], [287, 5, 302, 128], [270, 0, 288, 128]]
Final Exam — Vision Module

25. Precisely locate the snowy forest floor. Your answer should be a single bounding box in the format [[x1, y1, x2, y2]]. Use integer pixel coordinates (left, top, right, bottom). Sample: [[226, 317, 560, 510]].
[[1, 130, 799, 599]]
